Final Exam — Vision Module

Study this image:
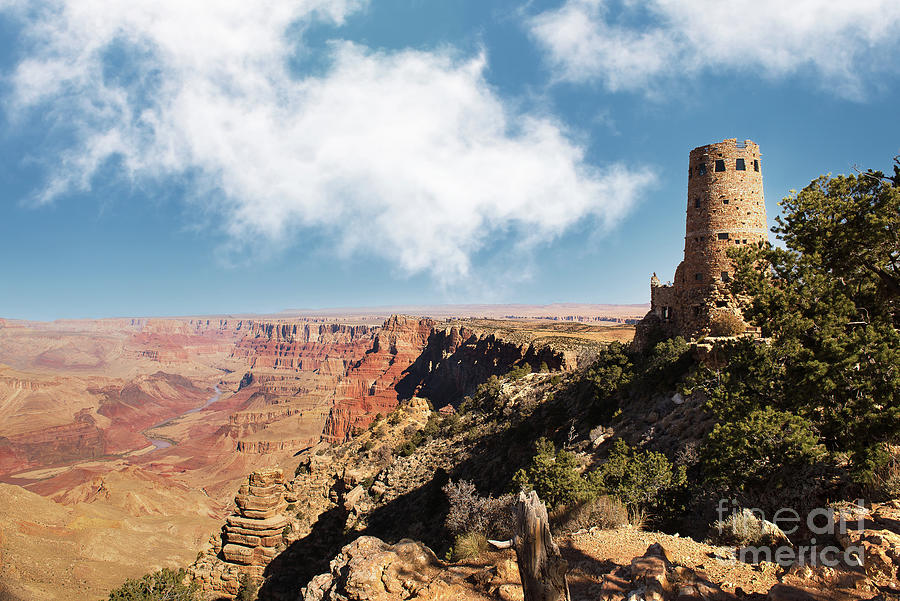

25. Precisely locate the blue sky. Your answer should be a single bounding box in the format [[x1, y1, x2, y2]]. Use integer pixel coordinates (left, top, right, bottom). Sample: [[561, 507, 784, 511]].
[[1, 0, 899, 320]]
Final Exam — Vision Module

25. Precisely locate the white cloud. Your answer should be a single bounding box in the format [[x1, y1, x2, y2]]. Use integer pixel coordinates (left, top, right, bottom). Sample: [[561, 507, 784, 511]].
[[529, 0, 900, 98], [2, 0, 653, 284]]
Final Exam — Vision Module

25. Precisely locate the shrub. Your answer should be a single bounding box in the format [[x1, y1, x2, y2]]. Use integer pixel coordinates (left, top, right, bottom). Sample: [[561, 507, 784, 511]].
[[457, 396, 475, 414], [443, 480, 515, 539], [551, 495, 628, 534], [235, 573, 259, 601], [507, 363, 532, 380], [584, 343, 633, 398], [440, 413, 463, 436], [635, 337, 692, 394], [451, 532, 489, 561], [702, 407, 823, 494], [388, 411, 402, 425], [590, 439, 686, 509], [709, 312, 747, 337], [396, 439, 418, 457], [710, 508, 791, 548], [422, 413, 441, 439], [107, 568, 198, 601], [859, 444, 900, 500], [372, 444, 393, 464], [395, 413, 443, 457], [514, 438, 591, 508], [627, 506, 648, 531], [466, 376, 507, 414]]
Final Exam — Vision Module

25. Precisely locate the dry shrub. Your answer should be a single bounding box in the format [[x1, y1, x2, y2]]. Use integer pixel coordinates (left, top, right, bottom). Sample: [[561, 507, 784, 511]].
[[627, 506, 647, 531], [443, 480, 515, 540], [709, 312, 746, 337], [451, 532, 489, 561], [551, 495, 628, 534], [711, 508, 790, 547], [870, 445, 900, 500]]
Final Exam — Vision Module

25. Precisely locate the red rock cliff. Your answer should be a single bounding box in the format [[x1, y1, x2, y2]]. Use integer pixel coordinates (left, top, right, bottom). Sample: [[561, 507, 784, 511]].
[[322, 316, 435, 442]]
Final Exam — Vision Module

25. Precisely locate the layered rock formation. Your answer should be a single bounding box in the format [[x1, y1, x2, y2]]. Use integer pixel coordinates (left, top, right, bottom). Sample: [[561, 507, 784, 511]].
[[0, 409, 104, 472], [194, 468, 295, 595], [233, 322, 377, 376], [322, 316, 435, 441], [395, 324, 573, 407], [222, 468, 290, 567]]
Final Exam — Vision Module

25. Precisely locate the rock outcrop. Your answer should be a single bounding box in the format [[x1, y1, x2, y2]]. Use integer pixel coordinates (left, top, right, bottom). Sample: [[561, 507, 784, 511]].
[[834, 500, 900, 582], [598, 543, 736, 601], [322, 316, 435, 441], [0, 409, 104, 473], [303, 536, 485, 601], [395, 324, 573, 407], [193, 468, 295, 596], [222, 468, 290, 567]]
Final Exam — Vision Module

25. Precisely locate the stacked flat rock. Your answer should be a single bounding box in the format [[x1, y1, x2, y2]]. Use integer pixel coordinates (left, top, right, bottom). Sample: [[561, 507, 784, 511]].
[[221, 468, 289, 568]]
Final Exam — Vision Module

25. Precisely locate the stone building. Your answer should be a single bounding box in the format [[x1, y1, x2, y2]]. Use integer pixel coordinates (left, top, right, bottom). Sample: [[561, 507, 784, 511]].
[[635, 139, 768, 347]]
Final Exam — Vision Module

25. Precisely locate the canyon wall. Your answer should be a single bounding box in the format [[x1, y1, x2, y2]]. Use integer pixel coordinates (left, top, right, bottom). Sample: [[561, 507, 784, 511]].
[[395, 324, 574, 407], [321, 316, 435, 442]]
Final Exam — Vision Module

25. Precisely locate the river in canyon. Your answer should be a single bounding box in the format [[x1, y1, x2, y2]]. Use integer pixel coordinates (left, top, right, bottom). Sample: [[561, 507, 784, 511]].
[[145, 386, 222, 450]]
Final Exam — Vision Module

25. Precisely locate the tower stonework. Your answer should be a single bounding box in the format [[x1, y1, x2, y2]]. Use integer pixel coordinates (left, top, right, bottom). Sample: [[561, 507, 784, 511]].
[[635, 139, 768, 346]]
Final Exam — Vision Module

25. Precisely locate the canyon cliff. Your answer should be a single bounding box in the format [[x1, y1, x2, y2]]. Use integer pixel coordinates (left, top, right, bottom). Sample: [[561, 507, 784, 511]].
[[0, 313, 629, 600]]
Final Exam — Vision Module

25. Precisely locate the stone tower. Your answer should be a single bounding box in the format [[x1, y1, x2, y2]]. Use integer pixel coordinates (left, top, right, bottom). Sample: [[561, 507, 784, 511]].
[[636, 139, 768, 344]]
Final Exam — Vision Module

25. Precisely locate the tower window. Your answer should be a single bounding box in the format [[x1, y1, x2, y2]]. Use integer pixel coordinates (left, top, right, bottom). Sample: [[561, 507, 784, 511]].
[[753, 159, 760, 172], [717, 232, 729, 240], [723, 199, 729, 205], [698, 163, 707, 175], [721, 271, 731, 282], [694, 273, 703, 281], [715, 159, 726, 172], [694, 197, 701, 209], [736, 158, 746, 170], [742, 239, 747, 244]]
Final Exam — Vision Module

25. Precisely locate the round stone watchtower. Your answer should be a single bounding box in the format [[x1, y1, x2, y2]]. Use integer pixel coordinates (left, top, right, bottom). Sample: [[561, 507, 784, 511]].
[[679, 139, 767, 291], [636, 138, 768, 346]]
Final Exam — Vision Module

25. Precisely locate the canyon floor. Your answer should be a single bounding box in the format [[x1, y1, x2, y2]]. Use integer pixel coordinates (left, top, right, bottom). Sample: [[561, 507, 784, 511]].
[[0, 306, 641, 600]]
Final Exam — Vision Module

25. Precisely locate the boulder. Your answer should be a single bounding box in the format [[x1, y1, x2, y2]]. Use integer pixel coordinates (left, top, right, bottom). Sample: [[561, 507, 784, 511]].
[[598, 544, 737, 601], [343, 484, 366, 511], [302, 536, 476, 601]]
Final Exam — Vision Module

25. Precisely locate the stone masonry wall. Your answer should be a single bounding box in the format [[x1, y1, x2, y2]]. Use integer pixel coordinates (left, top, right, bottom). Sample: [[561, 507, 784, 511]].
[[637, 138, 769, 345]]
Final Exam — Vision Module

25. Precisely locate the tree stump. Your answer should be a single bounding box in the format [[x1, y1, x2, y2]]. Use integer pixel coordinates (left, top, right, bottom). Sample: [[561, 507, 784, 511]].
[[490, 491, 570, 601]]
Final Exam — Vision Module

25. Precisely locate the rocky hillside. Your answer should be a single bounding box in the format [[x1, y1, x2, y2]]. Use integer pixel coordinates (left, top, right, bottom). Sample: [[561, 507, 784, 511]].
[[186, 337, 900, 601]]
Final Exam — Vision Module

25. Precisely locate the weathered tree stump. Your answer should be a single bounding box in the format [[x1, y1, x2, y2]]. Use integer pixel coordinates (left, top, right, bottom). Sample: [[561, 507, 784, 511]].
[[489, 491, 570, 601]]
